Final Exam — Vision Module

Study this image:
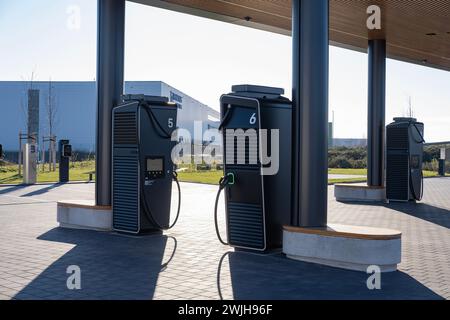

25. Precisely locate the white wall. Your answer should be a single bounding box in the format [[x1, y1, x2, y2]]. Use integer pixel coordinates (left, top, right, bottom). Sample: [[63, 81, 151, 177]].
[[0, 81, 219, 152]]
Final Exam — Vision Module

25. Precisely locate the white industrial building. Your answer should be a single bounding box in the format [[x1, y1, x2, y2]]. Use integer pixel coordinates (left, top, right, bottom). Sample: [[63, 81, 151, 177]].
[[0, 81, 220, 152]]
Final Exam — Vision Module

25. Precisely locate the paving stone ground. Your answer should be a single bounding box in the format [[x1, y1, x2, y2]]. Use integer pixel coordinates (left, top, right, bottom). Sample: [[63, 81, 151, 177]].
[[0, 179, 449, 300]]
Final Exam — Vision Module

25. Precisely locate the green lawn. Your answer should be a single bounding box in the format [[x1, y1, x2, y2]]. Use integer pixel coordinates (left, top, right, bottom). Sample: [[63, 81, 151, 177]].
[[177, 170, 223, 185], [328, 168, 367, 175], [328, 168, 439, 178], [0, 161, 95, 185], [0, 162, 446, 186]]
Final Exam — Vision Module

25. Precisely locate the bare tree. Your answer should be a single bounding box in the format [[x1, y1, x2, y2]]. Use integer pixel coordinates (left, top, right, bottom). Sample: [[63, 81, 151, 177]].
[[45, 79, 58, 171], [29, 70, 35, 90], [46, 79, 58, 137]]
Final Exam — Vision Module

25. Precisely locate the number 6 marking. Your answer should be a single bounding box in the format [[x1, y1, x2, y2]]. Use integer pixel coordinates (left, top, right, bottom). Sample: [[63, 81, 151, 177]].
[[168, 118, 174, 128], [250, 113, 257, 125]]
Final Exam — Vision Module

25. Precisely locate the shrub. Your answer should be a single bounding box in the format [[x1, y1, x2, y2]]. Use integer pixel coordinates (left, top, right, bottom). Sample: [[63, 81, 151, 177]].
[[328, 147, 367, 169], [423, 146, 440, 163], [352, 159, 367, 169], [329, 156, 352, 169], [422, 159, 439, 172]]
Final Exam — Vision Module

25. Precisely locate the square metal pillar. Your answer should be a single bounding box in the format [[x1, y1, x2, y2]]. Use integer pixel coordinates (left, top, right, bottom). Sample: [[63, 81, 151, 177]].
[[96, 0, 125, 206], [291, 0, 329, 227]]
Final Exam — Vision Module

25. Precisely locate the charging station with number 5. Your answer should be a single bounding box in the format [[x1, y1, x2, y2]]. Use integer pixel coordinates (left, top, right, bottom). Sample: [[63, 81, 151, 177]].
[[112, 95, 181, 234]]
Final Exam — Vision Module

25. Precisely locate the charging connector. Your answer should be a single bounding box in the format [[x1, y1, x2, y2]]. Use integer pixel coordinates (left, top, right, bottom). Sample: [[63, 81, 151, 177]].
[[214, 173, 236, 245]]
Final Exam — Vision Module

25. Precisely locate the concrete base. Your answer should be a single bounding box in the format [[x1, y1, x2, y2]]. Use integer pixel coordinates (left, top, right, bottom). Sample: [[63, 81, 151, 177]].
[[335, 184, 386, 202], [283, 224, 401, 272], [57, 200, 112, 232]]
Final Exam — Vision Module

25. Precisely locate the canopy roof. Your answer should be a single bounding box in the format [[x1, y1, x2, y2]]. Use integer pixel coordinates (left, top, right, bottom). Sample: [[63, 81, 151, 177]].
[[132, 0, 450, 71]]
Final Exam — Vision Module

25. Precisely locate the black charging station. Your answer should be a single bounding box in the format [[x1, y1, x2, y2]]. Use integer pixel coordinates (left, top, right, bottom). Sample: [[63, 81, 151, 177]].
[[386, 117, 425, 202], [215, 85, 292, 251], [112, 95, 180, 234], [59, 139, 71, 183], [439, 159, 446, 176]]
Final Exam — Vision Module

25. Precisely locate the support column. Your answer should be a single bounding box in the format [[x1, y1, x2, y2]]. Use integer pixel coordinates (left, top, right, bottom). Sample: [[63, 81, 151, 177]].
[[291, 0, 329, 227], [367, 39, 386, 187], [96, 0, 125, 206]]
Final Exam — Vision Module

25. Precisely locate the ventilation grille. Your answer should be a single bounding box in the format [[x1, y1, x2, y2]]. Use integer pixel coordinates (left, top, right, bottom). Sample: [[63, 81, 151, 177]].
[[114, 112, 137, 145], [113, 152, 139, 233], [228, 202, 264, 249], [387, 127, 409, 150], [386, 153, 409, 201]]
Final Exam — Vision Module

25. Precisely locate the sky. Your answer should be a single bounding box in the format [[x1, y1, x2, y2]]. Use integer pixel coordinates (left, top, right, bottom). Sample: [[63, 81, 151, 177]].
[[1, 0, 449, 141]]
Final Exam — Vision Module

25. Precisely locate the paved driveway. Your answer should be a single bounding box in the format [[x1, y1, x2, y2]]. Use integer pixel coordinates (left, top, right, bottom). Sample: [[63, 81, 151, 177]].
[[0, 179, 449, 300]]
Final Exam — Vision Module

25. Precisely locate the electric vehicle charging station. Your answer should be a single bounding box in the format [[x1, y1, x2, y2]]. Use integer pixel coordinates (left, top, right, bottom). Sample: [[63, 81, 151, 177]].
[[22, 143, 37, 185], [386, 117, 425, 202], [439, 148, 446, 176], [112, 95, 180, 234], [59, 140, 72, 183], [215, 85, 292, 251]]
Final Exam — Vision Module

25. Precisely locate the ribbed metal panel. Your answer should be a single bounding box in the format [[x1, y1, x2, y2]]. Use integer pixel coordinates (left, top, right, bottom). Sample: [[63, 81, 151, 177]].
[[386, 153, 409, 201], [387, 127, 408, 150], [113, 153, 139, 232], [114, 112, 137, 145], [228, 202, 264, 249]]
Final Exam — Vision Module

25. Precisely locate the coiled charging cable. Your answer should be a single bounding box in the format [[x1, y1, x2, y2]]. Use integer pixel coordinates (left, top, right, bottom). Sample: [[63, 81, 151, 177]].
[[137, 103, 181, 230]]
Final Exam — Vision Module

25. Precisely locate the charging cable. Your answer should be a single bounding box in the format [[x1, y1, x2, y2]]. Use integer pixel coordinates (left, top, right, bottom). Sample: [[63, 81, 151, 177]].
[[137, 102, 181, 230], [214, 173, 235, 245]]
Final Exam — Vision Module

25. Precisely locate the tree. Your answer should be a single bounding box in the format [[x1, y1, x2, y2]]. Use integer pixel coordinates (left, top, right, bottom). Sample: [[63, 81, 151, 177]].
[[45, 79, 58, 171], [46, 79, 58, 137]]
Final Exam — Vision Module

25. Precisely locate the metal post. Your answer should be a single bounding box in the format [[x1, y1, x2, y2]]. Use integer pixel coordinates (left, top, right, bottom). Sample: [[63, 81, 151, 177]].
[[42, 137, 45, 172], [96, 0, 125, 206], [291, 0, 329, 227], [50, 138, 53, 171], [52, 136, 57, 172], [439, 148, 446, 176], [367, 39, 386, 187], [18, 131, 22, 176]]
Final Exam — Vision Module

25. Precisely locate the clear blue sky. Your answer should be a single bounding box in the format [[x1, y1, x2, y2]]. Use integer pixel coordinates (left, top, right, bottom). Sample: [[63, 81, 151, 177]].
[[1, 0, 449, 141]]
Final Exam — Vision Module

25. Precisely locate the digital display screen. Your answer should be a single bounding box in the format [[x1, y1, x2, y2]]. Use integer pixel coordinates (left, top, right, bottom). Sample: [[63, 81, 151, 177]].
[[147, 158, 163, 172]]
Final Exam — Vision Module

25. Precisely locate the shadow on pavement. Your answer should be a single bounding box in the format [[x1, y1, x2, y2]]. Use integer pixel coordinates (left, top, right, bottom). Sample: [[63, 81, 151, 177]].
[[217, 251, 444, 300], [387, 202, 450, 229], [0, 173, 22, 184], [20, 183, 65, 197], [14, 228, 177, 300], [0, 184, 28, 195], [339, 200, 450, 229]]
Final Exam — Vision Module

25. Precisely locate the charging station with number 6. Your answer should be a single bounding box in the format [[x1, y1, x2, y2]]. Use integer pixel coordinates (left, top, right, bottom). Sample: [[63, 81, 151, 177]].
[[214, 85, 292, 251]]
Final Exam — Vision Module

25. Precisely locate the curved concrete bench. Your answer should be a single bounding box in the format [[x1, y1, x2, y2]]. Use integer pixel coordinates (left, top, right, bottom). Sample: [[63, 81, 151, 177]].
[[283, 224, 401, 272], [334, 184, 386, 202], [57, 200, 112, 231]]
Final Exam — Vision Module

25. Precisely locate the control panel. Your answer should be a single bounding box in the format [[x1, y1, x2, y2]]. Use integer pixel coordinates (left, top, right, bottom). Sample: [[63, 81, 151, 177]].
[[63, 144, 72, 158], [145, 156, 165, 180]]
